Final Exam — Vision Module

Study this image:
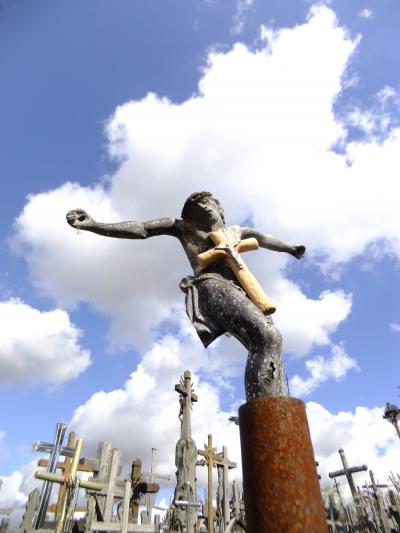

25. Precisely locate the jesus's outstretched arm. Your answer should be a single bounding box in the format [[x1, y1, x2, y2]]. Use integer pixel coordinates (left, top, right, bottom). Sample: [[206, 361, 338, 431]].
[[66, 208, 180, 239], [240, 226, 305, 259]]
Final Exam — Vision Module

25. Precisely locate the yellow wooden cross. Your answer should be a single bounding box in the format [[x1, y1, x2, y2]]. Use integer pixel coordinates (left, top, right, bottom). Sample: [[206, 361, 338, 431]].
[[197, 229, 276, 314], [197, 434, 223, 533]]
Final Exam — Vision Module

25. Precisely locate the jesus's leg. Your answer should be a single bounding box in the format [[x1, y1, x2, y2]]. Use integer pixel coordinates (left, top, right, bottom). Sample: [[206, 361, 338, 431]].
[[198, 279, 286, 400]]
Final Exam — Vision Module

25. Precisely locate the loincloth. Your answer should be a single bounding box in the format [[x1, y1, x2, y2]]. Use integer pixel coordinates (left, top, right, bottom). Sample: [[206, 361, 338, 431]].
[[179, 272, 244, 348]]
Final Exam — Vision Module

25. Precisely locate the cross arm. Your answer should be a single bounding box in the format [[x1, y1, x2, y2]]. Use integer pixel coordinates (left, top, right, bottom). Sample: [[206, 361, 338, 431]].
[[329, 465, 368, 478], [37, 458, 94, 473], [32, 440, 75, 458], [174, 383, 198, 402]]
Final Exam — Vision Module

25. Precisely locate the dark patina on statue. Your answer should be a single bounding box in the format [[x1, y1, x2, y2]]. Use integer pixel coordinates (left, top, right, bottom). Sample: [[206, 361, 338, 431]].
[[67, 192, 305, 401]]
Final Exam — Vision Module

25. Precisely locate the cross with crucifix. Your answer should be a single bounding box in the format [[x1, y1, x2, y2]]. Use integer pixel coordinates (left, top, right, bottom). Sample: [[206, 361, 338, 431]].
[[175, 370, 198, 440], [197, 434, 223, 533], [170, 370, 199, 533]]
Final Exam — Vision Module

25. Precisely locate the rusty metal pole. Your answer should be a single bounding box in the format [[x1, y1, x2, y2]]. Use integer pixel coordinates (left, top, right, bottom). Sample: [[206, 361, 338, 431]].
[[239, 397, 327, 533]]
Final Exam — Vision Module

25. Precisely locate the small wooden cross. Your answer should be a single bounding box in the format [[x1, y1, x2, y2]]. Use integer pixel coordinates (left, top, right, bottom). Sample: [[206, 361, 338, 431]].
[[129, 459, 159, 524], [197, 229, 276, 314], [197, 434, 223, 533]]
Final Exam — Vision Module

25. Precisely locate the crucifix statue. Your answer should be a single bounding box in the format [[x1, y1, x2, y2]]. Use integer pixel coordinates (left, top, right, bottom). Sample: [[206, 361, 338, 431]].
[[66, 192, 305, 400], [67, 192, 329, 531]]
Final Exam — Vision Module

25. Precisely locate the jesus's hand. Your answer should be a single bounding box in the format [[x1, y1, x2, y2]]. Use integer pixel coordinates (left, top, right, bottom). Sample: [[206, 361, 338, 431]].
[[66, 208, 95, 229]]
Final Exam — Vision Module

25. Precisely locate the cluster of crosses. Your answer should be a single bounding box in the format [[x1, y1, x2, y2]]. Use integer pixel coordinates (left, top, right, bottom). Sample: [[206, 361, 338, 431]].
[[2, 376, 400, 533], [4, 371, 244, 533]]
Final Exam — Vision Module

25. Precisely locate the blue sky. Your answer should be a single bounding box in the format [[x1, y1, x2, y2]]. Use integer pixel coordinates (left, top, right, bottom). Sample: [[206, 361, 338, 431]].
[[0, 0, 399, 514]]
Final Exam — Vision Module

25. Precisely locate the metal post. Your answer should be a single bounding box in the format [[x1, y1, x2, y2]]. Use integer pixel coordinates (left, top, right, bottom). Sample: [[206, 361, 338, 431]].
[[239, 397, 327, 532]]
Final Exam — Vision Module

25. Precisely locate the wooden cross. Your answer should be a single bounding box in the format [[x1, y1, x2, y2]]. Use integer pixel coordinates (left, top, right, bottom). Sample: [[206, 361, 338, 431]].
[[328, 448, 368, 499], [129, 459, 159, 524], [197, 434, 223, 533], [216, 445, 237, 529], [36, 431, 91, 519], [175, 370, 198, 439], [32, 422, 67, 528], [35, 438, 102, 533], [197, 228, 276, 314]]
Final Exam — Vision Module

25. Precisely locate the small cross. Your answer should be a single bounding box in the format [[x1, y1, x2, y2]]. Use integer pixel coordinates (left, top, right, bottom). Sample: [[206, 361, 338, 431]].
[[129, 458, 159, 524]]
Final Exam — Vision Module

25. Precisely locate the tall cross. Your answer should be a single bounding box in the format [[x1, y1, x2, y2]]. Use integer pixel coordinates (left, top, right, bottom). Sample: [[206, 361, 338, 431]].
[[197, 434, 223, 533], [175, 370, 198, 439], [328, 448, 368, 499], [33, 422, 67, 528], [216, 445, 237, 530]]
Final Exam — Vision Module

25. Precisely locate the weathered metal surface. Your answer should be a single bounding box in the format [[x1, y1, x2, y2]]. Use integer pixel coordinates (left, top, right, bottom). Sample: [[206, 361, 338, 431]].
[[239, 397, 327, 533]]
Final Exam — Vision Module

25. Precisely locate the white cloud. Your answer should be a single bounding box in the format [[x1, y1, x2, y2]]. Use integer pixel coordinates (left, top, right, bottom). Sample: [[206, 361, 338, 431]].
[[0, 461, 42, 527], [308, 402, 400, 496], [13, 6, 364, 363], [358, 8, 373, 20], [231, 0, 253, 35], [290, 344, 358, 397], [389, 322, 400, 333], [0, 299, 91, 387], [11, 6, 400, 404]]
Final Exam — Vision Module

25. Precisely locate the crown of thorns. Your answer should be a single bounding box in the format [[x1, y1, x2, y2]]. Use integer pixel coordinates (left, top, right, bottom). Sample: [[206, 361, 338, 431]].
[[181, 191, 225, 222]]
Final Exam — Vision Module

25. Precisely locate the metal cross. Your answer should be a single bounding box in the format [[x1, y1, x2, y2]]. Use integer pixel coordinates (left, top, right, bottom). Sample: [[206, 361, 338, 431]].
[[35, 438, 102, 533], [36, 432, 91, 519], [33, 422, 67, 528]]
